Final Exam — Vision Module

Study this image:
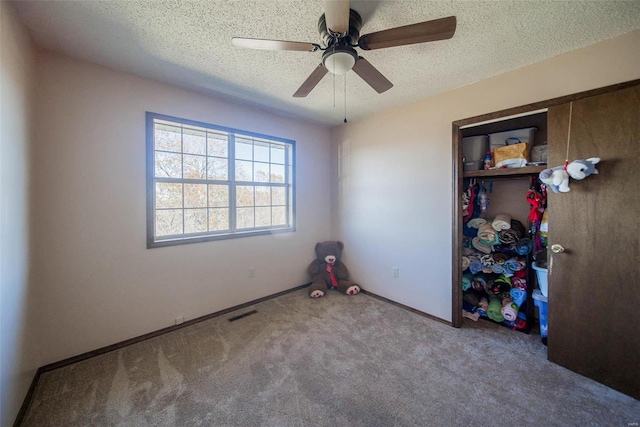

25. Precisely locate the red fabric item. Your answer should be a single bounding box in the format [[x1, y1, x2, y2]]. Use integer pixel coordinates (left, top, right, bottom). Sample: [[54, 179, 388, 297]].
[[326, 263, 338, 287], [527, 190, 544, 222]]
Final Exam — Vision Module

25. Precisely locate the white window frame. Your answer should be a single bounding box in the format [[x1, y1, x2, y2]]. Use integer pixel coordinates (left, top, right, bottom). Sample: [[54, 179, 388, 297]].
[[146, 112, 295, 248]]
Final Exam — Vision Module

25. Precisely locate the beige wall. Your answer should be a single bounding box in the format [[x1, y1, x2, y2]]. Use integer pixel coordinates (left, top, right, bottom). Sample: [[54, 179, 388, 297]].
[[32, 51, 332, 365], [0, 2, 41, 425], [330, 30, 640, 321]]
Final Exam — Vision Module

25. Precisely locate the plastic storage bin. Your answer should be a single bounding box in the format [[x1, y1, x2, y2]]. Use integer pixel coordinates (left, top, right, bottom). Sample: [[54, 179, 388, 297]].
[[532, 261, 548, 297], [533, 289, 548, 340], [489, 127, 537, 152], [462, 135, 489, 171]]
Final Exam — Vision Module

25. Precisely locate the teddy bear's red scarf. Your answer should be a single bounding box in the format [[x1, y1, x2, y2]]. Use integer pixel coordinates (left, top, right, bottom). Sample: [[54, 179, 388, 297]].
[[325, 263, 338, 287]]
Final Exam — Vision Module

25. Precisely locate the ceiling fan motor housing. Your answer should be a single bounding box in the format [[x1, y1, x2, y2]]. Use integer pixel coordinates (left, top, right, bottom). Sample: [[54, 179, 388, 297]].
[[318, 9, 363, 47]]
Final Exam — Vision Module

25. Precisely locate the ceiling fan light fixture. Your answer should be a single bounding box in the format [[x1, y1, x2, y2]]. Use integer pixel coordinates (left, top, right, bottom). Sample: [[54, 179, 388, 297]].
[[322, 46, 357, 75]]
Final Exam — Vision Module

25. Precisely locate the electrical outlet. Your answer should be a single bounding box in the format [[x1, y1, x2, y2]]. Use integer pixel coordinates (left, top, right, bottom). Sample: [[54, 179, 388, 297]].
[[175, 316, 185, 325], [249, 267, 255, 278], [392, 267, 399, 278]]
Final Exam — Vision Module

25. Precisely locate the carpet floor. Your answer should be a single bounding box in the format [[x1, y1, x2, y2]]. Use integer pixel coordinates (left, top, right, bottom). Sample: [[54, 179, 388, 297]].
[[21, 289, 639, 426]]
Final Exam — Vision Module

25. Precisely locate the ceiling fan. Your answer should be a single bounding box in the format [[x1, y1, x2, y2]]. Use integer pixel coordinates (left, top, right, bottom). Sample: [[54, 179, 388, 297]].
[[232, 0, 457, 98]]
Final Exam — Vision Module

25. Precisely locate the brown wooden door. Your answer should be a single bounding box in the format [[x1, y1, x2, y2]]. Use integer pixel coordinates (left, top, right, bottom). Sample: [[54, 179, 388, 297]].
[[547, 84, 640, 399]]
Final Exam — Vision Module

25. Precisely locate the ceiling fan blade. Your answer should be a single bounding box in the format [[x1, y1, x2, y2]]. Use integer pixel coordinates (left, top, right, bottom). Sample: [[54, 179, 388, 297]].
[[293, 64, 329, 97], [232, 37, 319, 52], [352, 57, 393, 94], [324, 0, 350, 34], [358, 16, 456, 50]]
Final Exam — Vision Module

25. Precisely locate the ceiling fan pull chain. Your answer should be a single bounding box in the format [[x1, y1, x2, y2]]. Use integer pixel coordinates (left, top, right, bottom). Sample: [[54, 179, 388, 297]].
[[344, 74, 348, 123]]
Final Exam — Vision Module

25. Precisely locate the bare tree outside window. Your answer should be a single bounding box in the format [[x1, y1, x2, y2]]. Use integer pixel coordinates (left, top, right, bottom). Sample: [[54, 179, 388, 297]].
[[146, 113, 295, 248]]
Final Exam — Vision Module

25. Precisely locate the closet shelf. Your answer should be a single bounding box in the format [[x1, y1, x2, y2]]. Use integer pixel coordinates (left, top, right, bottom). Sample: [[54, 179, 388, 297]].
[[463, 165, 546, 178]]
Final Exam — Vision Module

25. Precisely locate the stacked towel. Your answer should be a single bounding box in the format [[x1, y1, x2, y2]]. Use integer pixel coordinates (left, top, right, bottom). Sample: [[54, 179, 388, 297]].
[[462, 274, 473, 291], [488, 296, 505, 322], [490, 275, 512, 296], [504, 257, 527, 275], [491, 263, 505, 274], [478, 224, 499, 245], [501, 298, 518, 321], [462, 256, 470, 271], [463, 309, 480, 321], [478, 297, 489, 317], [467, 218, 487, 229], [480, 254, 494, 273], [515, 238, 533, 255], [510, 219, 526, 237], [498, 229, 519, 244], [511, 277, 527, 290], [494, 243, 516, 253], [469, 258, 483, 274], [492, 213, 512, 231], [492, 253, 509, 264], [472, 237, 492, 254], [510, 288, 527, 307], [471, 275, 488, 292]]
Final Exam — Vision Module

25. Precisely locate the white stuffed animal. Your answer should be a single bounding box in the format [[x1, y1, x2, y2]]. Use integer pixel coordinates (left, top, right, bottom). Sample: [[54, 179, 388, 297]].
[[539, 157, 600, 193]]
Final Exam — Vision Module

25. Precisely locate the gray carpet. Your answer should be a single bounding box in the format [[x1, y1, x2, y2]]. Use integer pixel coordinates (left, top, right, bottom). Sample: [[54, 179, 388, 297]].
[[22, 289, 639, 426]]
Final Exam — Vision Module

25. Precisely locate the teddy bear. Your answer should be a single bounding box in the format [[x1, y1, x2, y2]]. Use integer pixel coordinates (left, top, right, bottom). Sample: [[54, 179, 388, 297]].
[[539, 157, 600, 193], [307, 241, 360, 298]]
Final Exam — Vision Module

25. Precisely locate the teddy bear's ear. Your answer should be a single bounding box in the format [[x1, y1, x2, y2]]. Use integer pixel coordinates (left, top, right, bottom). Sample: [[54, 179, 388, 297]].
[[337, 241, 344, 250], [586, 157, 601, 165], [315, 242, 322, 251]]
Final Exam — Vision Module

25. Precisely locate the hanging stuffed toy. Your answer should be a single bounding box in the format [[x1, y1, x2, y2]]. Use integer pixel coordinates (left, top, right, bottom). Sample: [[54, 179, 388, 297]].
[[540, 102, 601, 193], [539, 157, 600, 193]]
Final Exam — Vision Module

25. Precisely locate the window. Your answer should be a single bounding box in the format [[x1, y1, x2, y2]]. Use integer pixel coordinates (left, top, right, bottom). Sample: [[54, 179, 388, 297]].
[[146, 112, 295, 248]]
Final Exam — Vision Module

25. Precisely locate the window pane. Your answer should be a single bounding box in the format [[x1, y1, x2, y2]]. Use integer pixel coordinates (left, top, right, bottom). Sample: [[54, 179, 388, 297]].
[[207, 157, 228, 180], [207, 132, 228, 157], [272, 206, 286, 226], [254, 140, 270, 162], [271, 143, 285, 164], [183, 154, 206, 179], [208, 208, 229, 231], [253, 162, 269, 183], [156, 183, 183, 209], [208, 185, 229, 208], [272, 187, 285, 205], [255, 186, 271, 206], [156, 209, 183, 236], [237, 207, 254, 229], [183, 128, 206, 155], [184, 184, 207, 208], [255, 207, 271, 227], [155, 124, 181, 152], [236, 185, 254, 207], [235, 137, 253, 160], [235, 160, 252, 181], [184, 208, 207, 234], [155, 152, 182, 178], [271, 164, 285, 183]]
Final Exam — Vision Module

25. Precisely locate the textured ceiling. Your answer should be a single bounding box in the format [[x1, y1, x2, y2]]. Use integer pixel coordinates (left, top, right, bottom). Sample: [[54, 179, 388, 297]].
[[13, 0, 640, 127]]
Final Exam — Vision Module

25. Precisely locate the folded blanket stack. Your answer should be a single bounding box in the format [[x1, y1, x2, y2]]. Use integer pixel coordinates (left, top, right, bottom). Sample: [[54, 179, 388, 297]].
[[515, 238, 532, 255], [462, 274, 473, 291], [503, 257, 527, 275], [488, 296, 505, 322], [492, 213, 512, 231], [498, 229, 519, 244], [472, 237, 492, 254], [467, 218, 487, 229], [501, 298, 518, 321], [478, 223, 500, 245]]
